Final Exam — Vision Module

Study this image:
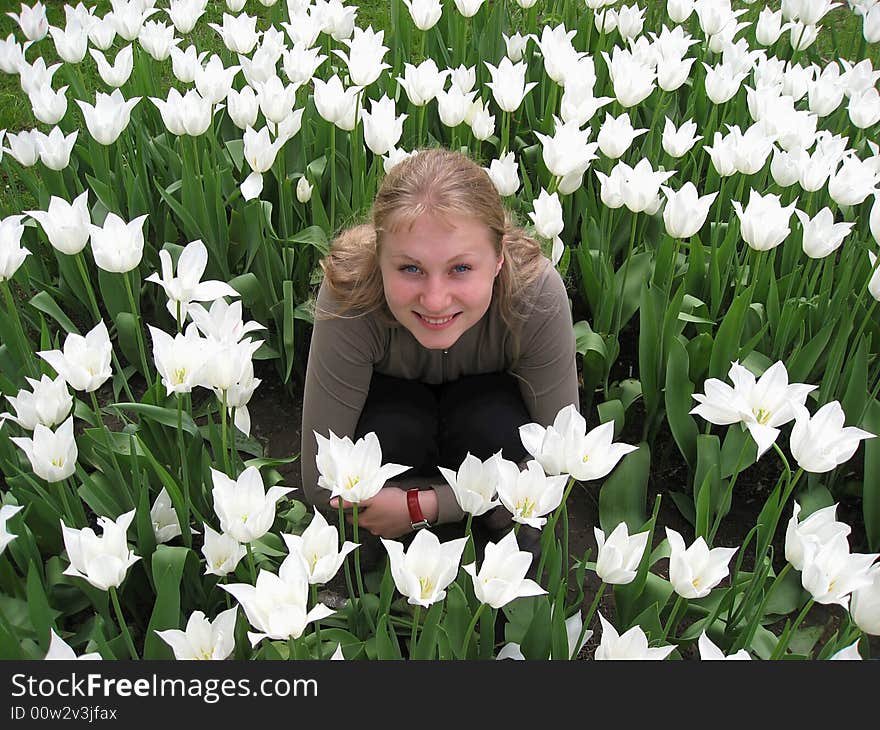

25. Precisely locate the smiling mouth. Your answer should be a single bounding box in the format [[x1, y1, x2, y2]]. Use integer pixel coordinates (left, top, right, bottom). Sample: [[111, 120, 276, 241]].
[[414, 312, 461, 327]]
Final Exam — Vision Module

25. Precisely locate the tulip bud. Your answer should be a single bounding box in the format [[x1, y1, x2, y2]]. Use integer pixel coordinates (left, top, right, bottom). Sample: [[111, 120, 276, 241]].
[[597, 111, 647, 159], [529, 189, 564, 239], [403, 0, 442, 31], [361, 95, 405, 155], [60, 509, 141, 590], [226, 85, 259, 130], [0, 214, 29, 282], [662, 183, 717, 239], [35, 127, 77, 171], [296, 176, 313, 203], [201, 523, 246, 577], [770, 146, 804, 188], [732, 189, 798, 252], [484, 153, 520, 197], [661, 117, 701, 158], [7, 2, 49, 42], [11, 416, 78, 483]]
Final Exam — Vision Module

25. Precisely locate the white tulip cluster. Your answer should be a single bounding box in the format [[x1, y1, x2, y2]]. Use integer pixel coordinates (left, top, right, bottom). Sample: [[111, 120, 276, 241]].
[[692, 359, 875, 469]]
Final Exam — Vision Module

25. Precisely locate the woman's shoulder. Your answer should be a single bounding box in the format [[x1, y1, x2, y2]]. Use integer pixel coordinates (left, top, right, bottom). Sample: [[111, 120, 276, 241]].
[[517, 256, 568, 313]]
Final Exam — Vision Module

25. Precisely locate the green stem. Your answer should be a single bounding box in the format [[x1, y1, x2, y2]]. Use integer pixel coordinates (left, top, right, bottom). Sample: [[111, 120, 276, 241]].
[[659, 594, 686, 643], [463, 512, 475, 565], [121, 271, 153, 390], [536, 475, 576, 583], [329, 124, 336, 232], [410, 603, 421, 658], [57, 477, 77, 527], [460, 602, 486, 658], [109, 585, 138, 660], [572, 582, 606, 659], [310, 584, 323, 657], [220, 388, 230, 475], [337, 502, 356, 605], [770, 597, 814, 660], [351, 506, 375, 633], [176, 393, 192, 538], [708, 435, 750, 544], [246, 542, 257, 585]]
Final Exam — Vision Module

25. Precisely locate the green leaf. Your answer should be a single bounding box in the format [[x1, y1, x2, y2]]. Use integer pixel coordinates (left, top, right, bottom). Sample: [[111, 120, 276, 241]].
[[227, 272, 265, 310], [441, 582, 470, 659], [284, 225, 330, 256], [520, 595, 552, 660], [863, 399, 880, 550], [114, 312, 143, 377], [597, 399, 624, 439], [413, 601, 444, 660], [764, 567, 806, 617], [787, 321, 835, 383], [665, 336, 698, 469], [108, 402, 200, 438], [26, 561, 55, 649], [598, 443, 650, 534], [573, 319, 608, 390], [77, 470, 129, 519], [375, 613, 402, 660], [615, 252, 653, 329], [143, 545, 193, 659], [694, 434, 721, 539], [29, 291, 80, 335], [708, 288, 750, 379]]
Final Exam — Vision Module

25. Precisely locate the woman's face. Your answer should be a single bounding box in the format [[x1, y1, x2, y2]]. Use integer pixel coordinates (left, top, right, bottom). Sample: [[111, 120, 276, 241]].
[[378, 213, 504, 350]]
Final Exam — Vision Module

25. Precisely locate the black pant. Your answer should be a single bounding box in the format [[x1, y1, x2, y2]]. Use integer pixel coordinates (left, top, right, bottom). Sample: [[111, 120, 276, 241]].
[[354, 371, 530, 477], [352, 371, 539, 568]]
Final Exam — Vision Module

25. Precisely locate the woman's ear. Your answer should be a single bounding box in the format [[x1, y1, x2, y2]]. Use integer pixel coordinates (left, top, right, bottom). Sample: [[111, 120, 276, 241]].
[[495, 254, 504, 277]]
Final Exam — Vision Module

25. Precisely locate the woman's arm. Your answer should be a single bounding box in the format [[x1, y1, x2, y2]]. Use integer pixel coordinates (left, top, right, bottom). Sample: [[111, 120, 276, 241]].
[[512, 261, 580, 427], [300, 282, 380, 516]]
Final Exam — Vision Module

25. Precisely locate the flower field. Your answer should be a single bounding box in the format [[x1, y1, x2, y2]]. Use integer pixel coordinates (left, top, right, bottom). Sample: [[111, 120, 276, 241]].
[[1, 0, 880, 661]]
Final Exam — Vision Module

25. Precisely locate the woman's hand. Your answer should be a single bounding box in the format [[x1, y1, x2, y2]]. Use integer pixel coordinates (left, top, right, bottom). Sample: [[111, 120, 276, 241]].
[[329, 486, 439, 539]]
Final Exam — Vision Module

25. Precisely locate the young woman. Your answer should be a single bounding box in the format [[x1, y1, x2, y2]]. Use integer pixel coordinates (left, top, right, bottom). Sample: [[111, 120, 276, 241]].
[[300, 148, 579, 555]]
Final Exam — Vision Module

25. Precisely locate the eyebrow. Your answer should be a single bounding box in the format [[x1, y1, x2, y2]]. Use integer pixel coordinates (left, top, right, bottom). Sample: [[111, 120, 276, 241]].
[[390, 253, 475, 264]]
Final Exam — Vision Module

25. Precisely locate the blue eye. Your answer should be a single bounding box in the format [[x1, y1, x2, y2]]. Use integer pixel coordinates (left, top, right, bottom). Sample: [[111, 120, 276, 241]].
[[399, 265, 421, 274], [452, 264, 471, 274]]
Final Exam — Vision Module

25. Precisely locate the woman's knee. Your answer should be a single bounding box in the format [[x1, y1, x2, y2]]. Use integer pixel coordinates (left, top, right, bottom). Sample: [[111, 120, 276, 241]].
[[355, 373, 439, 472], [438, 372, 530, 465]]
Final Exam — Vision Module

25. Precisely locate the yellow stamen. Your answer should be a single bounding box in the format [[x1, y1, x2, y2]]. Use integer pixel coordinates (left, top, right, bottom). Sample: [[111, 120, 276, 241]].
[[516, 497, 537, 518]]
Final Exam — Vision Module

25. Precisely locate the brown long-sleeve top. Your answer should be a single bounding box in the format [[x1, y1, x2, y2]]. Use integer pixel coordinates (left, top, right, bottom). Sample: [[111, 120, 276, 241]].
[[299, 256, 579, 524]]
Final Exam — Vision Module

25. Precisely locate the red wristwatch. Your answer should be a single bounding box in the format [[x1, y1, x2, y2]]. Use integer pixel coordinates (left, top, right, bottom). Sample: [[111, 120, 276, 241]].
[[406, 489, 430, 530]]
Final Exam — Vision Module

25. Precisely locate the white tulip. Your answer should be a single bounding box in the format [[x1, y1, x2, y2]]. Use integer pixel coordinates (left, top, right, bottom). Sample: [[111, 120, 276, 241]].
[[381, 530, 468, 607], [60, 509, 140, 591], [211, 466, 294, 544], [151, 487, 182, 543], [155, 607, 237, 660], [462, 530, 546, 609], [282, 509, 358, 585], [1, 374, 72, 431], [89, 212, 148, 274], [201, 523, 246, 577], [37, 321, 113, 393]]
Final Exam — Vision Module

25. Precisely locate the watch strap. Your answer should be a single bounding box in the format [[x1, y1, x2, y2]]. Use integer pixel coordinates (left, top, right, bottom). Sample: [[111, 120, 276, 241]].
[[406, 489, 430, 530]]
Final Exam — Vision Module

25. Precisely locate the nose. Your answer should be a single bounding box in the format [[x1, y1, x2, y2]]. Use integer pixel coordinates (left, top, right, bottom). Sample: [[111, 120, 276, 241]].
[[419, 275, 452, 314]]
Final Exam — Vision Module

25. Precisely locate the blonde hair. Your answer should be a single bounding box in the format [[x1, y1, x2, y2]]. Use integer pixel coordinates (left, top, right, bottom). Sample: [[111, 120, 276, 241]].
[[318, 148, 547, 339]]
